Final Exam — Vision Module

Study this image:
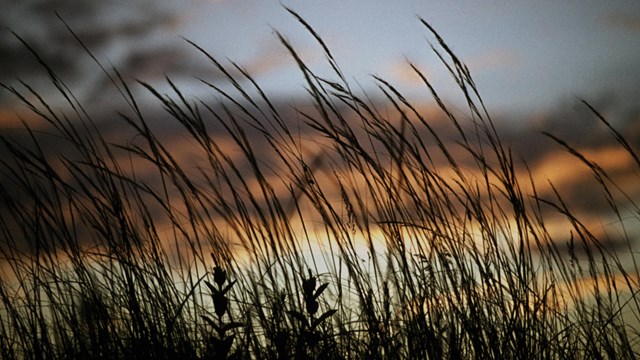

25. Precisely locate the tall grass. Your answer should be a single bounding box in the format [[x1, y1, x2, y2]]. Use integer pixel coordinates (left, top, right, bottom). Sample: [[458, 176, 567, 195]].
[[1, 9, 639, 359]]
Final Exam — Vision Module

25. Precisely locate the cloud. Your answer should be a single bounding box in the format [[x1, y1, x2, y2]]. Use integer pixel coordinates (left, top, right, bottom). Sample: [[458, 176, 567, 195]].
[[600, 12, 640, 33], [466, 48, 521, 74], [0, 1, 197, 105], [527, 144, 638, 201], [244, 39, 294, 78], [383, 58, 434, 88]]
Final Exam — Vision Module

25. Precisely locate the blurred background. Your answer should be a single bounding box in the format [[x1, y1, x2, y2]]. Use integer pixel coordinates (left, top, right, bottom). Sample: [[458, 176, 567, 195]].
[[2, 1, 639, 113], [1, 0, 640, 251]]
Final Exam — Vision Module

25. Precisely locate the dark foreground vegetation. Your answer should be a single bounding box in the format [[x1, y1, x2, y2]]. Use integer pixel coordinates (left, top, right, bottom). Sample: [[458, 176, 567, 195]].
[[1, 9, 639, 359]]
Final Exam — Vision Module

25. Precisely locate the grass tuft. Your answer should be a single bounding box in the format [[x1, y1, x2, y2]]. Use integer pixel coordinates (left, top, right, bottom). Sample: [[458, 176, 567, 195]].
[[1, 9, 639, 359]]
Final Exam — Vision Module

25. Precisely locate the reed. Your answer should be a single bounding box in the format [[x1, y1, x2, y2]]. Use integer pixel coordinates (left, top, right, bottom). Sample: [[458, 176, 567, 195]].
[[1, 8, 638, 359]]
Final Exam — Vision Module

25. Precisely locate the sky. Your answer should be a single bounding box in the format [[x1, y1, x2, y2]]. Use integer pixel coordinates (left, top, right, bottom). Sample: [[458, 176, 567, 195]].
[[2, 1, 640, 117], [2, 1, 640, 290], [1, 1, 640, 243]]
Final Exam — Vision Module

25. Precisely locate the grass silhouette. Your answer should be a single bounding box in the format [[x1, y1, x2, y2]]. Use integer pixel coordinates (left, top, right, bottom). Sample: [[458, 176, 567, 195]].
[[1, 8, 639, 359]]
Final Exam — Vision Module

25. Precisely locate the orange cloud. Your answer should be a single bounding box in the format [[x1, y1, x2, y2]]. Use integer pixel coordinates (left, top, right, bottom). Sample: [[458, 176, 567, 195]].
[[384, 59, 435, 88], [529, 144, 637, 193], [0, 107, 46, 130], [466, 48, 521, 73], [245, 41, 295, 78], [600, 12, 640, 33]]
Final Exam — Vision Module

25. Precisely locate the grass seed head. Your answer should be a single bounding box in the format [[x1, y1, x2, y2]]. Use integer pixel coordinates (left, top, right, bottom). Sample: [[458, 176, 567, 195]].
[[214, 266, 227, 288]]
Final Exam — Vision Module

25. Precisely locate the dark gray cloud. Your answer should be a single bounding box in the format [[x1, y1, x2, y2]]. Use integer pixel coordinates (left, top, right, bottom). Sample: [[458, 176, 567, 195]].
[[0, 1, 207, 105]]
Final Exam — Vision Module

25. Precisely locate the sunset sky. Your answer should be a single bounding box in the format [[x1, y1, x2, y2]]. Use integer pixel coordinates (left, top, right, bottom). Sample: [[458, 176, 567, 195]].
[[1, 1, 640, 247], [3, 4, 640, 355], [2, 1, 640, 117]]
